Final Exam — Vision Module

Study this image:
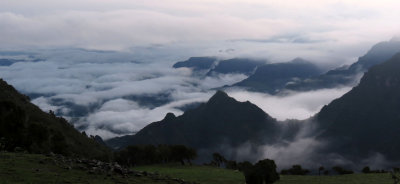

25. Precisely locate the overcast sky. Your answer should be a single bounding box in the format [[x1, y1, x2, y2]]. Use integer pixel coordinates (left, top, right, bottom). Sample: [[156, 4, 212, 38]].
[[1, 0, 400, 65]]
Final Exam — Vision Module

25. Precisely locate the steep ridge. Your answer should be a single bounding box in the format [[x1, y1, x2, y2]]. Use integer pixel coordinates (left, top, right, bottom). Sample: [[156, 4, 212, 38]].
[[316, 52, 400, 160], [0, 79, 111, 160]]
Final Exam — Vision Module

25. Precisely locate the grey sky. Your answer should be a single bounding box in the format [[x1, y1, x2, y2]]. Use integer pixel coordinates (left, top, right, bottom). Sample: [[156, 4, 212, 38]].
[[1, 0, 400, 65]]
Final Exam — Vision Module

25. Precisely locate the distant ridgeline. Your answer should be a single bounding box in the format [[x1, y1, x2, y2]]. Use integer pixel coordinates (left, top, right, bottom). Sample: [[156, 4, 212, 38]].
[[108, 50, 400, 166], [173, 57, 266, 76], [285, 40, 400, 91], [0, 79, 112, 161], [172, 40, 400, 94]]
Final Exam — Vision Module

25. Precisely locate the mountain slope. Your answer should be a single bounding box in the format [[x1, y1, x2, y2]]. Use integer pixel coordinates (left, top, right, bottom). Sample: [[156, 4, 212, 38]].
[[207, 58, 265, 76], [106, 91, 279, 150], [316, 52, 400, 160], [0, 79, 111, 160], [286, 40, 400, 91], [231, 58, 322, 94]]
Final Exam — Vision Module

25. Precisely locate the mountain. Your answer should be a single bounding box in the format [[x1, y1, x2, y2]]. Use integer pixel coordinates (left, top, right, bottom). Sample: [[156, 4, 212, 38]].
[[316, 52, 400, 161], [0, 79, 112, 160], [206, 58, 266, 76], [231, 58, 322, 94], [286, 40, 400, 91], [106, 91, 279, 150], [173, 57, 217, 71], [173, 57, 266, 76]]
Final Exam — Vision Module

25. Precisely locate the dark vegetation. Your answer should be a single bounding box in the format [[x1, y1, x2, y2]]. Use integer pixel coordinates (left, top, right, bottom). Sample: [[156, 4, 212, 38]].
[[281, 165, 310, 175], [114, 144, 197, 166], [205, 152, 279, 184], [0, 79, 112, 160], [362, 166, 387, 174], [332, 166, 354, 175]]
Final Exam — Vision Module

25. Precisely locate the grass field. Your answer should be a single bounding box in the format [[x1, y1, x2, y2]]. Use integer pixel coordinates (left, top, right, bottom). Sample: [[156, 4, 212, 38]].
[[0, 152, 180, 184], [135, 164, 394, 184], [0, 152, 395, 184]]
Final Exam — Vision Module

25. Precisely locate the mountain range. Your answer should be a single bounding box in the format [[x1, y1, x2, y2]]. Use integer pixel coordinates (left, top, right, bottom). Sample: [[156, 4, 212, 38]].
[[230, 58, 322, 94], [106, 90, 280, 150], [107, 50, 400, 166], [286, 40, 400, 91]]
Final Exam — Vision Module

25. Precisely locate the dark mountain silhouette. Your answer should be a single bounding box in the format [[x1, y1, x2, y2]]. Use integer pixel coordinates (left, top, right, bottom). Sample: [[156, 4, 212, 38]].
[[286, 40, 400, 91], [106, 91, 279, 150], [231, 58, 322, 94], [0, 79, 111, 160], [316, 52, 400, 161], [173, 57, 217, 71], [206, 58, 266, 76]]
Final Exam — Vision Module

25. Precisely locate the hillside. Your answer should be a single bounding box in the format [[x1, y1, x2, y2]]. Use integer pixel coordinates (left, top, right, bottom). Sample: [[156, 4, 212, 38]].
[[316, 52, 400, 161], [0, 79, 111, 160], [0, 152, 184, 184]]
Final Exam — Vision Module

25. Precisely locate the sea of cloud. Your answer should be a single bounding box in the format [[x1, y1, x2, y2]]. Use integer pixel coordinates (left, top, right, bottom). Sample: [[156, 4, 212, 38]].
[[0, 49, 355, 140]]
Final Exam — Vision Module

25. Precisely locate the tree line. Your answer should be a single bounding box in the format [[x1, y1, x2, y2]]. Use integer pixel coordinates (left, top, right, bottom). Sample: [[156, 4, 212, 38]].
[[114, 144, 197, 166]]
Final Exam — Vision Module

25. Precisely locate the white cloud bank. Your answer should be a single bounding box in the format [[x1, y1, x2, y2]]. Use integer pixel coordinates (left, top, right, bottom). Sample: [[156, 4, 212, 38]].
[[227, 87, 352, 121]]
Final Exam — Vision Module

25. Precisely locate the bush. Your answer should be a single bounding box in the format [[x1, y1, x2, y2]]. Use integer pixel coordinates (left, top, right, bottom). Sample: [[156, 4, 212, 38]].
[[332, 166, 354, 175], [281, 165, 310, 175], [114, 144, 197, 166], [243, 159, 280, 184]]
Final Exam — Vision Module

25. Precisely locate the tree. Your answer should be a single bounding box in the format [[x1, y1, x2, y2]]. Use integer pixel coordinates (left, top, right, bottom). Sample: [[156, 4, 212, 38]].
[[281, 165, 309, 175], [50, 132, 68, 155], [238, 161, 253, 172], [362, 166, 371, 174], [318, 166, 325, 176], [391, 168, 400, 184], [226, 160, 238, 170], [244, 159, 279, 184], [212, 152, 226, 167], [184, 147, 197, 165], [332, 166, 353, 175]]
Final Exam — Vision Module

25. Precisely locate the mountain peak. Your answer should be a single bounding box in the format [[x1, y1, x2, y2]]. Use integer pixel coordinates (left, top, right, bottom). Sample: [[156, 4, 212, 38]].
[[163, 112, 176, 121], [291, 57, 309, 63], [207, 90, 232, 104]]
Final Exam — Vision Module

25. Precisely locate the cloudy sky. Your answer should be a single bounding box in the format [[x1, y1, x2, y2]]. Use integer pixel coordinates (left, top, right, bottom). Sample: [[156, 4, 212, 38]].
[[1, 0, 400, 64], [1, 0, 400, 139]]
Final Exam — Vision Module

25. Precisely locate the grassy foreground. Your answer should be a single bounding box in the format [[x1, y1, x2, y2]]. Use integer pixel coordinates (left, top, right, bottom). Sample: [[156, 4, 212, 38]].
[[0, 152, 394, 184], [0, 152, 180, 184], [135, 164, 394, 184]]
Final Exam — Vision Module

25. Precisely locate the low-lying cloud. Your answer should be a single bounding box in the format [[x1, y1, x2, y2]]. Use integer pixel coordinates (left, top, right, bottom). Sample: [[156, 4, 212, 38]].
[[0, 49, 354, 140], [0, 49, 250, 139], [227, 87, 352, 120]]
